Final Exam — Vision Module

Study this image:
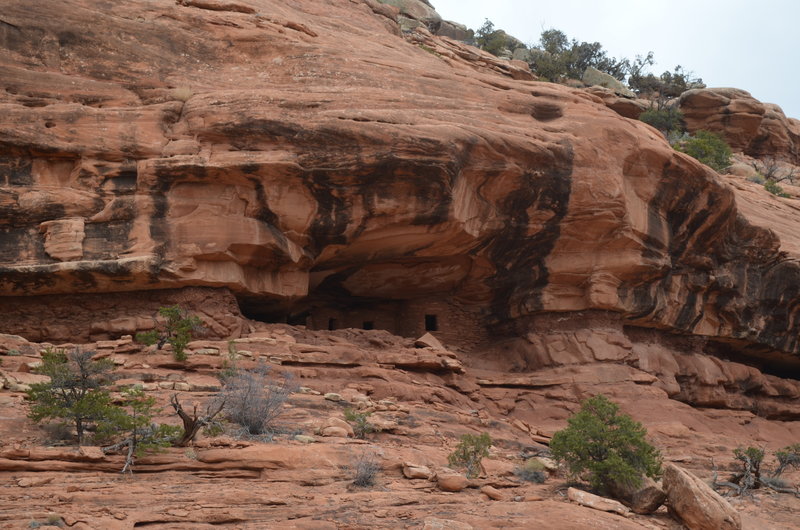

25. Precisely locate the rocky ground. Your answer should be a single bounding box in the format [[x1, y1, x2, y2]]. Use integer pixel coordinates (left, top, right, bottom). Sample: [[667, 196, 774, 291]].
[[1, 324, 799, 529]]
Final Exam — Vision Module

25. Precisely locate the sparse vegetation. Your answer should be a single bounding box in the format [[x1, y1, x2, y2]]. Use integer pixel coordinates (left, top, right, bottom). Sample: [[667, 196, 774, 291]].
[[751, 156, 797, 185], [474, 19, 507, 57], [550, 395, 662, 493], [514, 458, 547, 483], [351, 450, 381, 487], [639, 106, 684, 136], [529, 28, 628, 82], [464, 20, 705, 99], [448, 432, 492, 478], [628, 59, 705, 100], [344, 408, 377, 439], [26, 347, 118, 445], [674, 130, 732, 173], [218, 340, 240, 383], [136, 305, 203, 362], [28, 515, 64, 529], [221, 362, 294, 436], [764, 179, 790, 198], [774, 443, 800, 477], [714, 444, 800, 496]]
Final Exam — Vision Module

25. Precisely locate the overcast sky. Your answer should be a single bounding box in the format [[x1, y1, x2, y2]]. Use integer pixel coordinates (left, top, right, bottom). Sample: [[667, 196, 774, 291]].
[[432, 0, 800, 120]]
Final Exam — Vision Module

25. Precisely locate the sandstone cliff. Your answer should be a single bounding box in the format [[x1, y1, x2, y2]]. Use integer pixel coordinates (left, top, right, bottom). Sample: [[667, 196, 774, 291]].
[[1, 0, 800, 377], [3, 2, 800, 528]]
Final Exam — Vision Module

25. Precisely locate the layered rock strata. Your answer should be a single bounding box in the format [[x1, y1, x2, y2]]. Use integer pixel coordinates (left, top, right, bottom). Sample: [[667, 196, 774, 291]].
[[1, 0, 800, 377]]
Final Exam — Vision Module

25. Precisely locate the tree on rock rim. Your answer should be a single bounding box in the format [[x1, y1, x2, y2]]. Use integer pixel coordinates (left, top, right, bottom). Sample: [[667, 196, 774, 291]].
[[550, 395, 662, 492]]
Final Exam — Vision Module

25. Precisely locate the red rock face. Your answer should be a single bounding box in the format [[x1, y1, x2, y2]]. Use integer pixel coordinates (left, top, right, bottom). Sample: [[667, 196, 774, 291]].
[[1, 0, 799, 375], [679, 87, 800, 163]]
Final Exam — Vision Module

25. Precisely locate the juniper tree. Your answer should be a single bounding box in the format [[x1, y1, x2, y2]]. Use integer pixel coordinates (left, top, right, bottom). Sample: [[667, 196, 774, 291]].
[[27, 348, 118, 445]]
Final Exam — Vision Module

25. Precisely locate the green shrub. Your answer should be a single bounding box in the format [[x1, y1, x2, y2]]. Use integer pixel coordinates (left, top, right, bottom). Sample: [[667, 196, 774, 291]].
[[764, 179, 790, 198], [529, 28, 628, 82], [550, 395, 661, 492], [774, 443, 800, 477], [674, 130, 732, 173], [639, 107, 684, 135], [344, 408, 377, 439], [101, 387, 181, 473], [629, 63, 705, 98], [475, 19, 507, 57], [448, 432, 492, 478], [27, 348, 118, 445], [136, 305, 203, 362]]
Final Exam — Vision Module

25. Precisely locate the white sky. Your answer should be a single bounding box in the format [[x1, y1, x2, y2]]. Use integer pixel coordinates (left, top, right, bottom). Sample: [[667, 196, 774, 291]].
[[431, 0, 800, 120]]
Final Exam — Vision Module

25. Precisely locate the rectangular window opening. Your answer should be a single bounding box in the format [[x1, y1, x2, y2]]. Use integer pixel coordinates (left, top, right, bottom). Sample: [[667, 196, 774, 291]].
[[425, 314, 438, 332], [328, 318, 337, 331]]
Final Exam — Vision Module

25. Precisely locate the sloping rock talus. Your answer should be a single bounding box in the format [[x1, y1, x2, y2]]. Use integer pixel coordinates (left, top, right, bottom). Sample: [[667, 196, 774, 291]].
[[1, 0, 800, 375]]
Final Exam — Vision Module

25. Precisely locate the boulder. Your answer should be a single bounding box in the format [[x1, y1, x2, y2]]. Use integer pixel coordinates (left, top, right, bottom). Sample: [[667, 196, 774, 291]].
[[663, 464, 741, 530], [567, 487, 631, 516], [480, 485, 507, 501], [436, 20, 472, 42], [377, 0, 441, 30], [318, 417, 354, 438], [403, 462, 433, 479], [679, 88, 765, 151], [582, 67, 635, 98], [414, 332, 445, 350], [437, 472, 469, 492], [584, 86, 648, 119], [610, 476, 666, 514]]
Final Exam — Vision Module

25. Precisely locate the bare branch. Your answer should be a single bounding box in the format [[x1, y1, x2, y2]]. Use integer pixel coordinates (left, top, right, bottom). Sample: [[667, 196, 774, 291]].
[[170, 393, 225, 446]]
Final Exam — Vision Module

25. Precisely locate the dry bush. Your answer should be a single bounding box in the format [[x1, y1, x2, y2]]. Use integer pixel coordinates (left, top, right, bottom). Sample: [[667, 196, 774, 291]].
[[351, 450, 380, 487], [221, 363, 294, 436]]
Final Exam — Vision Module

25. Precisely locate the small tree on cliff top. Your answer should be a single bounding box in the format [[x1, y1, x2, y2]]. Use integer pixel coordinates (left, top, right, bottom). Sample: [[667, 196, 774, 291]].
[[550, 395, 662, 492]]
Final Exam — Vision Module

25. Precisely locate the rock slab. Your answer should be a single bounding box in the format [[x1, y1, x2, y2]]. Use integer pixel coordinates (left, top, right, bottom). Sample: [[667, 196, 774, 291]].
[[663, 464, 741, 530]]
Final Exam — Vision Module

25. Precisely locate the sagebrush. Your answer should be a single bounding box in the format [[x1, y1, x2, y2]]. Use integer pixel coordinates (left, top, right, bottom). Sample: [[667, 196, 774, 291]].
[[221, 362, 293, 436], [351, 450, 381, 487]]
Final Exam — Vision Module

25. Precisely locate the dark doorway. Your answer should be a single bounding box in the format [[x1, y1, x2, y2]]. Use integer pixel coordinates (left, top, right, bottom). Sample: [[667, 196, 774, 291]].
[[362, 321, 374, 330], [328, 318, 338, 331], [425, 314, 438, 332]]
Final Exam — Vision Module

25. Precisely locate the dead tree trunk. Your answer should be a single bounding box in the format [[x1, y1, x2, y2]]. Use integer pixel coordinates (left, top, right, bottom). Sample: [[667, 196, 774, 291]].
[[170, 393, 225, 446]]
